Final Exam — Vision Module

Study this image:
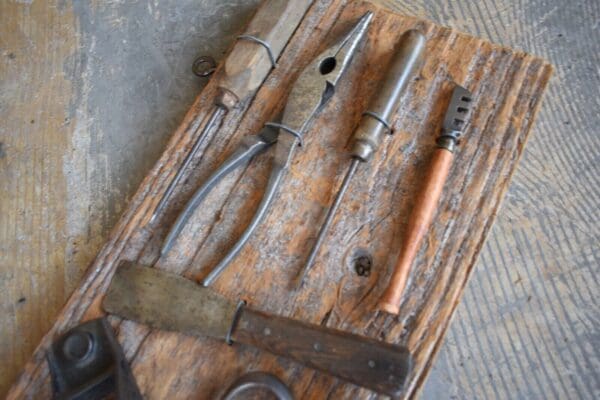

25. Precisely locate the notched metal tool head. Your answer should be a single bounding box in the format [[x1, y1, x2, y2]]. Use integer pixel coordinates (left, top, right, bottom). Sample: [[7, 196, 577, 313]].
[[281, 11, 373, 133], [442, 84, 473, 138]]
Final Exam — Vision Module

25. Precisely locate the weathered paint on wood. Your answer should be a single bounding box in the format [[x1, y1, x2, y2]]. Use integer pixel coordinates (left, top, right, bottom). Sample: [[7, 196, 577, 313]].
[[6, 1, 554, 398]]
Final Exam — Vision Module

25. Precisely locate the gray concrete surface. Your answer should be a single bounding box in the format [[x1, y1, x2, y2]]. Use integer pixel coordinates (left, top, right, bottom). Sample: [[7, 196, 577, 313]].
[[1, 0, 598, 398]]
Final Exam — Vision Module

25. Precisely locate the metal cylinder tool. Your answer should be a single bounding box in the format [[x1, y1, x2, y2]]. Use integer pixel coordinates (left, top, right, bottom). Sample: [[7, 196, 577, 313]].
[[149, 0, 312, 224], [297, 29, 426, 287]]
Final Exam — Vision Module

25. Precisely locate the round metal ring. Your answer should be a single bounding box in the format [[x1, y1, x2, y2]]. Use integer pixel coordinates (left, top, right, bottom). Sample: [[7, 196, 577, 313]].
[[192, 55, 217, 77], [362, 110, 392, 132], [222, 372, 293, 400]]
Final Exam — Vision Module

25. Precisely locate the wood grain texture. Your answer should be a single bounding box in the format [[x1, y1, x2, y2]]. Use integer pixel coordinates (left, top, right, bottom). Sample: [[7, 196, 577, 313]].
[[6, 0, 554, 398], [4, 0, 599, 399], [0, 1, 81, 396]]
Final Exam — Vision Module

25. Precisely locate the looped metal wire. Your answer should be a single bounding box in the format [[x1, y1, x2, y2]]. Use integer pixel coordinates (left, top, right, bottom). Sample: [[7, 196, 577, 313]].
[[192, 55, 217, 77], [237, 34, 277, 68], [363, 110, 392, 132], [265, 122, 304, 147]]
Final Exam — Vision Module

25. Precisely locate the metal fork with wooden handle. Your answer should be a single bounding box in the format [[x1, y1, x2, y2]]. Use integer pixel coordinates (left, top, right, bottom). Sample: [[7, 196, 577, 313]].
[[378, 85, 473, 315], [103, 262, 412, 397]]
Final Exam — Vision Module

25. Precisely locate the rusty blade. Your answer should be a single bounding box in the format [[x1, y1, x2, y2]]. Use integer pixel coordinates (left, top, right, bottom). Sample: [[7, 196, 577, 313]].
[[103, 262, 237, 340]]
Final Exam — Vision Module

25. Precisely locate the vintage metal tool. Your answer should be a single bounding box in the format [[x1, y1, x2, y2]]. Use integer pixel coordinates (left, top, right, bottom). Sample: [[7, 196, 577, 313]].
[[160, 122, 279, 257], [296, 30, 426, 286], [47, 318, 142, 400], [378, 84, 473, 315], [103, 262, 412, 397], [149, 0, 312, 224], [222, 371, 293, 400], [161, 12, 373, 286]]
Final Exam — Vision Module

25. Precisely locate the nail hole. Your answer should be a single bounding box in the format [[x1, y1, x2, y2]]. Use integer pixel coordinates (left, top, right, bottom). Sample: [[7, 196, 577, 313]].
[[453, 118, 464, 129], [319, 57, 337, 75], [354, 254, 372, 277], [457, 107, 468, 113], [461, 96, 472, 102]]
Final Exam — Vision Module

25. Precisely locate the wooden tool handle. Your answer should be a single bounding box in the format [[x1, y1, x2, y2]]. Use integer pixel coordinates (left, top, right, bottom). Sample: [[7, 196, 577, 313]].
[[379, 148, 454, 314], [233, 307, 412, 397], [217, 0, 312, 108]]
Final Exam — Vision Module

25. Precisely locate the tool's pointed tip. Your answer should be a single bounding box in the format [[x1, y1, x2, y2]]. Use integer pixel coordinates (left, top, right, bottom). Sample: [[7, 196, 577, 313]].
[[292, 269, 307, 291], [359, 10, 374, 23], [352, 10, 373, 36]]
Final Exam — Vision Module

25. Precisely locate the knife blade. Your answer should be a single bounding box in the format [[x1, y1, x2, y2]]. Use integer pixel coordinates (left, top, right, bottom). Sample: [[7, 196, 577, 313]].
[[103, 262, 412, 397]]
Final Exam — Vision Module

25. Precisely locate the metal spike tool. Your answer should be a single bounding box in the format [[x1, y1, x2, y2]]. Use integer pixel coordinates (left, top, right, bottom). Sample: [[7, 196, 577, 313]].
[[378, 84, 474, 314], [149, 0, 312, 224], [296, 30, 427, 287]]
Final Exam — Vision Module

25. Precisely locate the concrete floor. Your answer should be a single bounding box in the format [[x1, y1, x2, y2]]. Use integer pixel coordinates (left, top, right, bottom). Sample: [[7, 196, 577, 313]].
[[1, 0, 598, 398]]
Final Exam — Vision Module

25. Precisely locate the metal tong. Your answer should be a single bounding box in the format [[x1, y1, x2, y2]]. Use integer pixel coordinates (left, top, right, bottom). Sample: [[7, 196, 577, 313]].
[[160, 12, 373, 286]]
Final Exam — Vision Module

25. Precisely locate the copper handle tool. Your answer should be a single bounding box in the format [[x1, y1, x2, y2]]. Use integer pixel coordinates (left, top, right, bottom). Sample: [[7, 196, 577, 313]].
[[378, 84, 473, 315]]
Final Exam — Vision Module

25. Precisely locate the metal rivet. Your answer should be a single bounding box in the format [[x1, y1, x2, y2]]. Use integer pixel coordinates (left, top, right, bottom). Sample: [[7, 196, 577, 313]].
[[264, 328, 271, 336], [313, 342, 322, 352], [368, 360, 376, 368], [63, 331, 94, 362]]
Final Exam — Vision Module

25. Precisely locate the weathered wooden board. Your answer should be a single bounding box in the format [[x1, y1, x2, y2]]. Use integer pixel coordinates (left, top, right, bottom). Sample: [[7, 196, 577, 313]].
[[7, 0, 552, 398]]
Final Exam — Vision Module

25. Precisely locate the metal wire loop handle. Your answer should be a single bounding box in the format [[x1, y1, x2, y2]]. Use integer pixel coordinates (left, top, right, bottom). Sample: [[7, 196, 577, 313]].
[[237, 34, 277, 68], [363, 110, 392, 132], [265, 122, 303, 147]]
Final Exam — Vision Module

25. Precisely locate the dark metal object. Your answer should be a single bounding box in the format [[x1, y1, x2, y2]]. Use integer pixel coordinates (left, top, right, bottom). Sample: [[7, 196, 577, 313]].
[[161, 124, 280, 256], [103, 262, 412, 397], [201, 11, 373, 286], [297, 30, 426, 285], [47, 318, 142, 400], [192, 55, 217, 77], [436, 84, 473, 151], [223, 372, 293, 400]]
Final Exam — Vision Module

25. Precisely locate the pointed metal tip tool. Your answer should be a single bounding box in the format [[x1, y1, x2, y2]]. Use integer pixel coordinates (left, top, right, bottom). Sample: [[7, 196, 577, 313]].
[[320, 11, 373, 87], [296, 26, 427, 288]]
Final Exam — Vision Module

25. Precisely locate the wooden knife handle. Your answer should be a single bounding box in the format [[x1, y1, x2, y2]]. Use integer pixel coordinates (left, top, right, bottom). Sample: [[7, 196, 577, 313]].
[[232, 307, 412, 397], [379, 147, 454, 314], [217, 0, 312, 107]]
